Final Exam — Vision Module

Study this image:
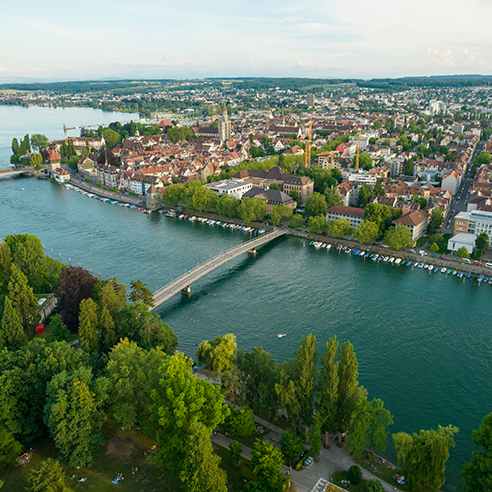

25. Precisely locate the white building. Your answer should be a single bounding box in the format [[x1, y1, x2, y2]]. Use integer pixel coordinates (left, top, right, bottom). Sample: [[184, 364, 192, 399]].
[[441, 170, 461, 196], [345, 170, 378, 186], [447, 233, 476, 254], [204, 179, 253, 199], [326, 205, 365, 228], [454, 210, 492, 240]]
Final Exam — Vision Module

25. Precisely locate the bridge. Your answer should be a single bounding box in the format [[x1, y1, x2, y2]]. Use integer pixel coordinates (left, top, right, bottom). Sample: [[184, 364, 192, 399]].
[[0, 167, 38, 177], [152, 228, 287, 308]]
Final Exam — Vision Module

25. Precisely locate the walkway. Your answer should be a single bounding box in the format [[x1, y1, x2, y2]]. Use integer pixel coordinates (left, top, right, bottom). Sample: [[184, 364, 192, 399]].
[[152, 228, 287, 308]]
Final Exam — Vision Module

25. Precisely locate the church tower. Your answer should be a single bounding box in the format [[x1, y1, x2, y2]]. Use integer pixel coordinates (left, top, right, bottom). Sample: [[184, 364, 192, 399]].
[[218, 100, 231, 142], [281, 107, 285, 126]]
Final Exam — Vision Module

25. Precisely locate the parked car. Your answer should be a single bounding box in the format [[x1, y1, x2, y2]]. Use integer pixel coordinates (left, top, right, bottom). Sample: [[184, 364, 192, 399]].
[[473, 260, 482, 266], [462, 258, 472, 264], [419, 250, 427, 256]]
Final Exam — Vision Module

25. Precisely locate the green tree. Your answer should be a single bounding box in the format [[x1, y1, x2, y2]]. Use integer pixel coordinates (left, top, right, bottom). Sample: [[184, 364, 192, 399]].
[[269, 183, 280, 190], [462, 412, 492, 492], [362, 479, 385, 492], [305, 192, 328, 217], [355, 221, 379, 244], [221, 365, 245, 408], [227, 408, 256, 437], [308, 413, 323, 457], [357, 185, 373, 208], [367, 398, 393, 453], [28, 458, 73, 492], [229, 440, 243, 463], [393, 425, 459, 491], [0, 425, 22, 468], [30, 152, 43, 170], [20, 134, 31, 155], [196, 333, 237, 373], [106, 338, 167, 435], [308, 214, 328, 234], [325, 187, 344, 208], [294, 333, 318, 426], [271, 204, 293, 225], [383, 224, 414, 250], [11, 137, 20, 155], [0, 240, 11, 295], [129, 280, 155, 307], [30, 134, 49, 152], [373, 178, 386, 197], [7, 264, 40, 332], [238, 197, 267, 222], [216, 194, 240, 218], [250, 439, 286, 492], [45, 367, 109, 467], [348, 397, 372, 458], [427, 207, 444, 235], [49, 314, 71, 342], [163, 183, 186, 206], [151, 352, 230, 474], [1, 296, 27, 350], [429, 242, 439, 254], [78, 298, 99, 353], [457, 246, 470, 259], [363, 203, 396, 239], [289, 190, 300, 202], [167, 126, 193, 143], [180, 422, 227, 492], [275, 362, 301, 428], [475, 232, 489, 259], [280, 428, 304, 461], [353, 153, 373, 170], [347, 465, 362, 484], [289, 213, 305, 229], [102, 128, 121, 149]]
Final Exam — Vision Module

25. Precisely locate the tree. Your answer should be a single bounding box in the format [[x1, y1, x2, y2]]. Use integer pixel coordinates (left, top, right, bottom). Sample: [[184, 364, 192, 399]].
[[385, 118, 395, 132], [326, 218, 354, 237], [129, 280, 155, 307], [293, 333, 318, 426], [280, 428, 304, 461], [308, 214, 328, 234], [78, 298, 99, 353], [250, 439, 286, 492], [427, 207, 444, 235], [11, 137, 20, 155], [429, 242, 439, 253], [30, 153, 43, 170], [462, 412, 492, 492], [180, 422, 227, 492], [362, 479, 385, 492], [383, 224, 414, 251], [269, 183, 280, 190], [227, 408, 256, 437], [325, 187, 344, 208], [289, 213, 304, 229], [355, 221, 379, 244], [367, 398, 393, 453], [102, 128, 121, 149], [221, 365, 245, 408], [238, 198, 267, 222], [348, 397, 372, 458], [457, 246, 470, 259], [28, 458, 73, 492], [475, 232, 489, 259], [1, 296, 27, 350], [216, 194, 240, 218], [393, 425, 459, 491], [106, 338, 166, 435], [0, 424, 22, 469], [20, 134, 30, 155], [305, 192, 328, 217], [347, 465, 362, 485], [49, 314, 71, 342], [45, 367, 109, 468], [163, 183, 186, 206], [0, 240, 11, 295], [151, 352, 230, 475], [353, 153, 373, 170], [357, 185, 373, 208], [229, 440, 243, 463], [308, 413, 323, 457], [289, 190, 300, 203], [55, 266, 98, 331], [271, 205, 293, 226], [167, 126, 193, 143], [30, 134, 49, 152], [196, 333, 237, 373], [7, 264, 39, 332], [317, 337, 339, 438], [363, 203, 397, 239], [373, 178, 386, 197]]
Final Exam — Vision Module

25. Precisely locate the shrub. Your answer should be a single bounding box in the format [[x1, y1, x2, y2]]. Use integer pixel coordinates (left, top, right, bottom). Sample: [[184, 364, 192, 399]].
[[347, 465, 362, 485]]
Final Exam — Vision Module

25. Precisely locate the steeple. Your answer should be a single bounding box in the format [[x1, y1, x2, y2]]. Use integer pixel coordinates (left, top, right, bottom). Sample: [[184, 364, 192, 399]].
[[218, 100, 231, 143], [281, 107, 285, 126], [222, 99, 227, 116]]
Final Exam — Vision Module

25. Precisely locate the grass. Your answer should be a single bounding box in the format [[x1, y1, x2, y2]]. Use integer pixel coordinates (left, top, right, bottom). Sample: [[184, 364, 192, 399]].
[[332, 471, 365, 492], [217, 423, 275, 450], [415, 236, 428, 248], [2, 426, 183, 492], [213, 443, 256, 491]]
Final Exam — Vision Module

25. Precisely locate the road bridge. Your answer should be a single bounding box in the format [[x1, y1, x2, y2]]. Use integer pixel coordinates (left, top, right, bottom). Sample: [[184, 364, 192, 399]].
[[0, 167, 37, 177], [152, 228, 287, 308]]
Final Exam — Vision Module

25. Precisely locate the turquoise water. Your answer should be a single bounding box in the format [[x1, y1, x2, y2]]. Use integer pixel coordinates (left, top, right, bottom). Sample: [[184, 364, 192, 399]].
[[1, 106, 491, 490]]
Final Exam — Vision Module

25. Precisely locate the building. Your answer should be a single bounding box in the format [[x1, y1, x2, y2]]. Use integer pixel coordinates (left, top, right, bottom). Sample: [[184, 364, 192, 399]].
[[204, 179, 253, 199], [441, 170, 460, 196], [307, 93, 315, 107], [218, 100, 231, 142], [393, 210, 430, 241], [454, 210, 492, 240], [48, 149, 61, 176], [146, 184, 161, 210], [242, 187, 296, 214], [326, 205, 365, 228], [447, 233, 476, 254], [53, 168, 70, 183]]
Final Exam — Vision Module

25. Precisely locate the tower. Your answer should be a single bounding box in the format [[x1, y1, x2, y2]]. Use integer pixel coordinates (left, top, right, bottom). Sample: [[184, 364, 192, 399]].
[[146, 184, 161, 210], [218, 100, 231, 142], [281, 107, 285, 126]]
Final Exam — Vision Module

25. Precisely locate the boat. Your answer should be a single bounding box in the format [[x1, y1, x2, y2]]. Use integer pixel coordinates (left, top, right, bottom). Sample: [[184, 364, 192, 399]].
[[314, 242, 322, 249], [477, 275, 484, 282], [466, 273, 471, 279], [441, 268, 447, 273], [321, 243, 327, 248], [258, 229, 266, 234], [389, 257, 395, 263], [345, 248, 351, 254], [21, 188, 24, 191], [365, 252, 370, 257], [457, 272, 463, 278], [383, 256, 389, 262], [309, 241, 314, 245], [418, 263, 423, 268], [452, 271, 457, 276], [278, 334, 286, 338], [395, 258, 401, 265], [353, 249, 361, 256], [433, 267, 439, 273], [179, 214, 185, 219], [359, 251, 365, 257], [372, 254, 379, 261], [446, 269, 452, 275], [326, 244, 331, 250], [407, 261, 412, 266]]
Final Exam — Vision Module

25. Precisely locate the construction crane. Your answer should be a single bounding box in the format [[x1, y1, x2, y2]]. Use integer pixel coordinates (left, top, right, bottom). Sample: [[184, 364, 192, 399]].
[[304, 121, 313, 168], [355, 132, 361, 170]]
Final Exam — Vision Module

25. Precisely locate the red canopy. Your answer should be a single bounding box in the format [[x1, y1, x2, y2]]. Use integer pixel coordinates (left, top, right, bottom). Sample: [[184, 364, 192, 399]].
[[35, 324, 45, 334]]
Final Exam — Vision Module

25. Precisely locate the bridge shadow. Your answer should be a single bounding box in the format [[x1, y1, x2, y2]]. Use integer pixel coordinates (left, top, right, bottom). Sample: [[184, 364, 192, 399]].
[[155, 235, 287, 317]]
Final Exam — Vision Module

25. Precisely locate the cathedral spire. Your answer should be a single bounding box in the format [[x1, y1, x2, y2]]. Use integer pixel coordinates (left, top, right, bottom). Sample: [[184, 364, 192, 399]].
[[222, 99, 227, 115]]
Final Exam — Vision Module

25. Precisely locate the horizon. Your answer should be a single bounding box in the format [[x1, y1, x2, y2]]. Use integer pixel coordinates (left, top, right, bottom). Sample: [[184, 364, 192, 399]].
[[2, 0, 492, 82]]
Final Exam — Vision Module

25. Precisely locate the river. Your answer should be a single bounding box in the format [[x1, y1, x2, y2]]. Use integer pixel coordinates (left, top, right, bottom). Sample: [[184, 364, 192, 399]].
[[0, 105, 490, 491]]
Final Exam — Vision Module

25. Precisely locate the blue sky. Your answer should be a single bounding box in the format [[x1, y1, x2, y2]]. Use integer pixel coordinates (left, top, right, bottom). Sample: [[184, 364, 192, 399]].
[[2, 0, 492, 81]]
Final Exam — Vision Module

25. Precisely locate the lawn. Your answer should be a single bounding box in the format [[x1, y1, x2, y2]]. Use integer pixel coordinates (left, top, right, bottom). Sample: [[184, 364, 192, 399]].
[[332, 470, 366, 492], [415, 236, 428, 248], [217, 422, 274, 450]]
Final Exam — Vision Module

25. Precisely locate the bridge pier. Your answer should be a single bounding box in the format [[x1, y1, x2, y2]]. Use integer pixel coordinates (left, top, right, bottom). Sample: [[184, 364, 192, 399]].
[[247, 248, 257, 255], [181, 285, 191, 295]]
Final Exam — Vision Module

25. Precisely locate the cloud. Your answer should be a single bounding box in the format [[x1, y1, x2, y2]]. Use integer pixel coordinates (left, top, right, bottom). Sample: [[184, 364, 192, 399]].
[[427, 48, 492, 70]]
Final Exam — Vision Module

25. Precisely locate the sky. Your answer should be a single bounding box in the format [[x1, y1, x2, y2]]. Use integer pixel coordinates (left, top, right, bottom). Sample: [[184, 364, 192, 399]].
[[2, 0, 492, 82]]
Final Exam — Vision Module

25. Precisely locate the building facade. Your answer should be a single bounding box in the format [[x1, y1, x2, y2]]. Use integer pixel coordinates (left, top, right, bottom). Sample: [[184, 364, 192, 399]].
[[326, 205, 365, 228], [218, 100, 231, 142]]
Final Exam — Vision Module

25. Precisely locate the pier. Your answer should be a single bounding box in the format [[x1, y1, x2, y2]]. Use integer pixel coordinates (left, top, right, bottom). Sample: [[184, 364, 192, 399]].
[[152, 228, 287, 308]]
